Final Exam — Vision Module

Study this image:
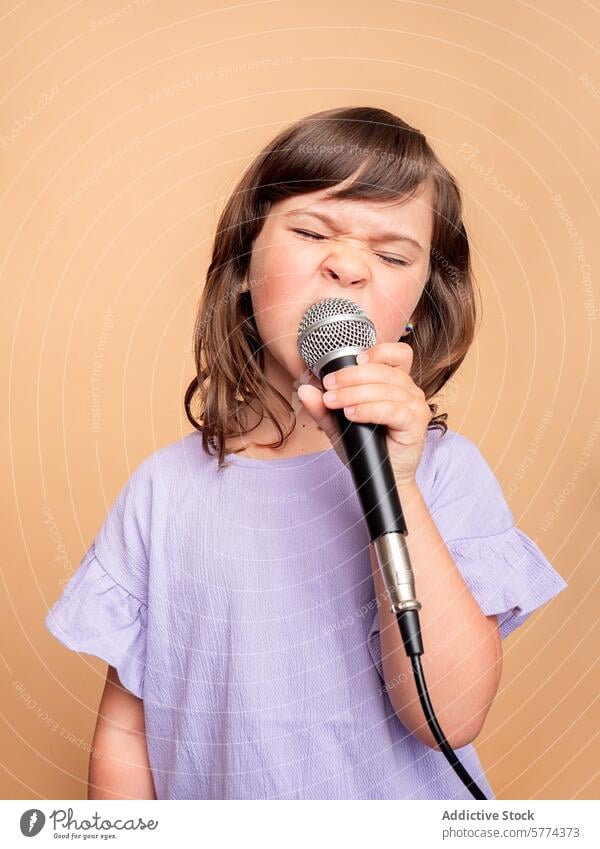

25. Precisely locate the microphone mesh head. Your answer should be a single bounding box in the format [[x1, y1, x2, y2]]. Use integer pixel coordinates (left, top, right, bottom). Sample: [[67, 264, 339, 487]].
[[297, 297, 376, 374]]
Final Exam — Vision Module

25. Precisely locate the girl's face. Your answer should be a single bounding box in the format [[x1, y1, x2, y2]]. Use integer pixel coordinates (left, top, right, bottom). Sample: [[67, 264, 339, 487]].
[[245, 178, 434, 388]]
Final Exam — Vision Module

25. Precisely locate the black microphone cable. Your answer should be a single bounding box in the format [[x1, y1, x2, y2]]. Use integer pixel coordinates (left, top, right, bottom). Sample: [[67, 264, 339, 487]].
[[395, 607, 488, 801]]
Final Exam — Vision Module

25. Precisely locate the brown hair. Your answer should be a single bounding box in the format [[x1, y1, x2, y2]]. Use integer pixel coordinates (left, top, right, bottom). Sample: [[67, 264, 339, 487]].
[[185, 105, 480, 470]]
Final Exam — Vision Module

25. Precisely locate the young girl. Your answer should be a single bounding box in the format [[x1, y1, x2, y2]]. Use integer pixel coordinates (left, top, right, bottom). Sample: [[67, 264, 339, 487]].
[[45, 105, 568, 801]]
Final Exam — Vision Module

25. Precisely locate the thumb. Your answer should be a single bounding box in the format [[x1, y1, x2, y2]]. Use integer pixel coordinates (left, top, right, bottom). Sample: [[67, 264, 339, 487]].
[[297, 384, 348, 464]]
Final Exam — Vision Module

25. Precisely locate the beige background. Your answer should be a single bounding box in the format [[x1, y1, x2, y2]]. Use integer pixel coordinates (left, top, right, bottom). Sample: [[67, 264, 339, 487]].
[[1, 0, 597, 800]]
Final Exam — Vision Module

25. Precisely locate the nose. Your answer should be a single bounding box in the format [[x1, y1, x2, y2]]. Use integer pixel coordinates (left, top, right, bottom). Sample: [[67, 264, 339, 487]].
[[321, 242, 371, 288]]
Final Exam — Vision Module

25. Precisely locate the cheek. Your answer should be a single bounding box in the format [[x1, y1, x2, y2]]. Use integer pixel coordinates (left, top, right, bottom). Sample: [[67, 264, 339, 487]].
[[367, 294, 413, 343], [249, 242, 310, 338], [250, 243, 305, 310]]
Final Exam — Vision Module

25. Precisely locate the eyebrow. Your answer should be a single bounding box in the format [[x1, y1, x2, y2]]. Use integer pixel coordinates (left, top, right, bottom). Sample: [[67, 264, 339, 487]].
[[284, 208, 424, 251]]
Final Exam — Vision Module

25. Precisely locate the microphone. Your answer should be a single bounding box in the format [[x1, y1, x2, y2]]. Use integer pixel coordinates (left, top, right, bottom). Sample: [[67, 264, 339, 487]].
[[297, 296, 490, 801], [297, 296, 423, 657], [297, 298, 486, 799]]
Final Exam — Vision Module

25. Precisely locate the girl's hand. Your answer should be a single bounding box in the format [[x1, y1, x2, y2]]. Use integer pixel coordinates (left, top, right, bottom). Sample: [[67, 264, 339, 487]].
[[297, 342, 432, 488]]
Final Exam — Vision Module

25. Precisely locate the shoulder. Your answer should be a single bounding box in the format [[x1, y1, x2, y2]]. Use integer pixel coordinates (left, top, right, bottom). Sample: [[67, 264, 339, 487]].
[[93, 433, 209, 577], [426, 425, 496, 474], [425, 425, 483, 480], [119, 431, 216, 516], [426, 424, 478, 454], [127, 431, 210, 488]]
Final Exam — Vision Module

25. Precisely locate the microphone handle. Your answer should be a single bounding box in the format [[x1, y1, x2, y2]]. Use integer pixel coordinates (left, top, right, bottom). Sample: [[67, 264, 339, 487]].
[[321, 354, 407, 542]]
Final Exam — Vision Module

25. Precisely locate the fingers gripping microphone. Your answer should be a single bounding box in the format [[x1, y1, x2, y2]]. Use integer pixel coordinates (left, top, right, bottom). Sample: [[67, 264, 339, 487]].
[[297, 296, 423, 656], [297, 296, 488, 802]]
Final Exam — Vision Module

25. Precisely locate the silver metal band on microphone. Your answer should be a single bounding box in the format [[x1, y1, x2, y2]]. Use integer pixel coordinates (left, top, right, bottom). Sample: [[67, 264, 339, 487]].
[[369, 532, 422, 615]]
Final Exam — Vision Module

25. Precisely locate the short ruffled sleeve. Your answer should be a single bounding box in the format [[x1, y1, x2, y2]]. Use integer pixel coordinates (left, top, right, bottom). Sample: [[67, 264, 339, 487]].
[[45, 463, 152, 699], [444, 525, 568, 640], [428, 430, 568, 639], [366, 430, 568, 682]]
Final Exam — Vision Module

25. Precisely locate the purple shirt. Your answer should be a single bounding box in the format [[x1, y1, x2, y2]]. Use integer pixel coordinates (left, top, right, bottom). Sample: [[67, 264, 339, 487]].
[[45, 426, 568, 799]]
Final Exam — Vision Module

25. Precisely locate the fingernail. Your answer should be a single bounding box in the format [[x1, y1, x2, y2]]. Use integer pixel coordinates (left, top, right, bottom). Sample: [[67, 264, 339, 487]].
[[356, 351, 369, 364], [323, 373, 336, 388]]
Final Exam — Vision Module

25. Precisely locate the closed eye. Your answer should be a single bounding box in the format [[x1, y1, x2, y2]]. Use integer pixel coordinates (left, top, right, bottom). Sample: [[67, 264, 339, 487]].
[[291, 229, 410, 267]]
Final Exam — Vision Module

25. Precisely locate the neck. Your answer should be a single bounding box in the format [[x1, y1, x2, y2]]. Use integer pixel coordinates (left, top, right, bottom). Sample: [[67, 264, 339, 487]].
[[227, 350, 331, 458]]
